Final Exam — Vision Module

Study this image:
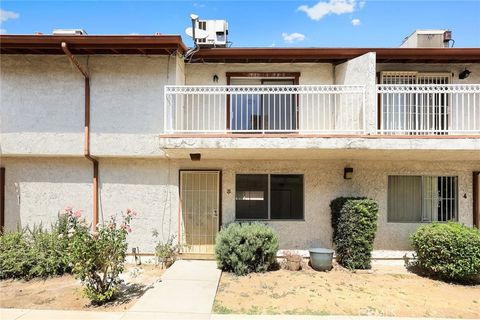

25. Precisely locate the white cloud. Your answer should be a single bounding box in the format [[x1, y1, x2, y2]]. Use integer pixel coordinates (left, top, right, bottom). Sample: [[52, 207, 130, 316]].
[[0, 29, 6, 35], [298, 0, 357, 21], [351, 18, 361, 26], [193, 2, 205, 8], [269, 42, 276, 47], [0, 9, 19, 23], [282, 32, 305, 43]]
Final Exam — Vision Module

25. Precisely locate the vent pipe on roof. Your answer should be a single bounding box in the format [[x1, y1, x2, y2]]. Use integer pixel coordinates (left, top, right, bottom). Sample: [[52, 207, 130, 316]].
[[184, 14, 201, 62], [53, 29, 88, 36]]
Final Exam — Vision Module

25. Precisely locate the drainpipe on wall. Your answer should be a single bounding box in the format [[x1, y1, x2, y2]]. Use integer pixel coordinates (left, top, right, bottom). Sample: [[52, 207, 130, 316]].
[[61, 42, 99, 232]]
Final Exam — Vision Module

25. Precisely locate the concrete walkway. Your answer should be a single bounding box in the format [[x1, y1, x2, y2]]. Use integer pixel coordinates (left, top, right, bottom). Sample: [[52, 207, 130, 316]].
[[0, 309, 459, 320], [129, 259, 221, 315]]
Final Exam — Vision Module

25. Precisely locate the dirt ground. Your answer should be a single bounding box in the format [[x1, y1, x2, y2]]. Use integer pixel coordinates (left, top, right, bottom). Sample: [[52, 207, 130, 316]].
[[0, 264, 164, 312], [214, 262, 480, 318]]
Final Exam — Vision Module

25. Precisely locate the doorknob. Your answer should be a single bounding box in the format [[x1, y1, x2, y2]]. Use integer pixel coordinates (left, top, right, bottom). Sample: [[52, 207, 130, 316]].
[[213, 209, 218, 217]]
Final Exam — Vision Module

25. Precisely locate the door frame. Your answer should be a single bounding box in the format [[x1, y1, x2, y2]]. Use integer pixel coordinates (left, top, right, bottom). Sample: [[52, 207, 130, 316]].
[[178, 169, 223, 251], [474, 171, 479, 228]]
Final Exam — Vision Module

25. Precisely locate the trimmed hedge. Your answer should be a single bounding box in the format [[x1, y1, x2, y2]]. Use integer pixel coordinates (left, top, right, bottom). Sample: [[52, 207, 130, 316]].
[[330, 197, 365, 242], [333, 199, 378, 269], [215, 223, 279, 276], [410, 222, 480, 282]]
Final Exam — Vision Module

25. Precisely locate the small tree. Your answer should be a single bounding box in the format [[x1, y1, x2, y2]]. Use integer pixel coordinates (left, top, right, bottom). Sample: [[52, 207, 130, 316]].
[[69, 209, 137, 303]]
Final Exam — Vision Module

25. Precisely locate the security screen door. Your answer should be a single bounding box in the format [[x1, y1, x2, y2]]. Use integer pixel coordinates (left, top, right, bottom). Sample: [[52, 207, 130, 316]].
[[179, 171, 220, 254]]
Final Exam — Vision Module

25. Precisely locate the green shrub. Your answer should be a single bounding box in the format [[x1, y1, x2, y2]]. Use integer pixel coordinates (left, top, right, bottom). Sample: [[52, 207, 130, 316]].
[[0, 208, 87, 280], [215, 223, 279, 276], [152, 231, 178, 268], [27, 225, 70, 278], [410, 222, 480, 282], [0, 230, 34, 279], [334, 199, 378, 269], [69, 209, 137, 303], [330, 197, 365, 242]]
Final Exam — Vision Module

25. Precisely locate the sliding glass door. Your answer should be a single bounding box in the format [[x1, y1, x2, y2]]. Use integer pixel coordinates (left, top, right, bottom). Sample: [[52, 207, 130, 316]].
[[230, 78, 297, 132]]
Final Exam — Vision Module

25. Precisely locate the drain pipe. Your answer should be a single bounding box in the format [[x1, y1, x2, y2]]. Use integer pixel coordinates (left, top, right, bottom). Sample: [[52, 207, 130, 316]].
[[61, 42, 99, 232]]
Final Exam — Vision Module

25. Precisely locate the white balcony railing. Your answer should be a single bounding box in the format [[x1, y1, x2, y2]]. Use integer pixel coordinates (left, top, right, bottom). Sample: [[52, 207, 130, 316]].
[[164, 85, 366, 134], [377, 84, 480, 135]]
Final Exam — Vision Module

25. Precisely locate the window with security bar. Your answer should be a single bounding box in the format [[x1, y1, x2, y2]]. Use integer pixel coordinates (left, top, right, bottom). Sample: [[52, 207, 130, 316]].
[[388, 175, 458, 223], [379, 72, 451, 135]]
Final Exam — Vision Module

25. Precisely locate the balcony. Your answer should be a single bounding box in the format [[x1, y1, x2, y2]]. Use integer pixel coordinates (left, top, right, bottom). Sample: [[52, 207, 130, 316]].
[[377, 84, 480, 135], [164, 85, 366, 135], [164, 84, 480, 136]]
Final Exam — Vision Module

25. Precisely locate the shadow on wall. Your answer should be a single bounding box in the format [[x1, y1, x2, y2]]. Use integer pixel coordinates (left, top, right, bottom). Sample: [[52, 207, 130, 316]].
[[3, 158, 92, 231], [98, 158, 179, 253]]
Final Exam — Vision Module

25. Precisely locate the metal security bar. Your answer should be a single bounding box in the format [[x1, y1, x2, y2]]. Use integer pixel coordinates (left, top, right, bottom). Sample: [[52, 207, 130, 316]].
[[377, 84, 480, 135], [164, 85, 366, 134], [422, 176, 458, 222]]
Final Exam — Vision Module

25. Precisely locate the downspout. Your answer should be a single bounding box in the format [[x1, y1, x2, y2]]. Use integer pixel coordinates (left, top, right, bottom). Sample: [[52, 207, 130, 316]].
[[61, 42, 99, 232]]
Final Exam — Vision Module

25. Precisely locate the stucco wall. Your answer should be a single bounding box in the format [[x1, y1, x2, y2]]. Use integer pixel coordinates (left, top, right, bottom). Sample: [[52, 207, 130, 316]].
[[0, 56, 85, 156], [1, 157, 92, 229], [0, 54, 180, 157], [2, 157, 477, 252], [335, 52, 377, 133], [185, 63, 334, 85]]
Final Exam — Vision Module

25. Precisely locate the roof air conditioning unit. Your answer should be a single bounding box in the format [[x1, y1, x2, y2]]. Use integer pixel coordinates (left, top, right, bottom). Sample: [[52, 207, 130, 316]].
[[195, 20, 228, 47], [52, 29, 88, 36], [400, 29, 452, 48]]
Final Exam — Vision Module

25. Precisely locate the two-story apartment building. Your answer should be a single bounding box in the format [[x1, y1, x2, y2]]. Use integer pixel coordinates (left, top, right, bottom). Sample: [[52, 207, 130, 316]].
[[1, 31, 479, 257]]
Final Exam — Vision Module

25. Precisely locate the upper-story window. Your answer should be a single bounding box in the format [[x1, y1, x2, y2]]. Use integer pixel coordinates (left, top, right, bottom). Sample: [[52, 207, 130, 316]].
[[387, 175, 458, 223], [227, 72, 299, 133]]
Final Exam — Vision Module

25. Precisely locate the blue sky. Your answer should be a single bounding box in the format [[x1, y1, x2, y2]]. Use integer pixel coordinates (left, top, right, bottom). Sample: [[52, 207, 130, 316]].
[[1, 0, 479, 48]]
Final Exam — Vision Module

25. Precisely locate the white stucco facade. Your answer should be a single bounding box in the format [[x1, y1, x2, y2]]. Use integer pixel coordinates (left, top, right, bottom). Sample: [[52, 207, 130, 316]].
[[1, 157, 478, 252], [1, 51, 479, 256]]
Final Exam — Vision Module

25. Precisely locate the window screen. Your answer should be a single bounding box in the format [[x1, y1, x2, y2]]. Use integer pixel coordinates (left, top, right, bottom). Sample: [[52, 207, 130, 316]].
[[388, 175, 458, 222]]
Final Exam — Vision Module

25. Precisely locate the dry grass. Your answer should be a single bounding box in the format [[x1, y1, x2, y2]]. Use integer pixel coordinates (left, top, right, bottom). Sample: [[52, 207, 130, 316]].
[[214, 262, 480, 318], [0, 264, 164, 312]]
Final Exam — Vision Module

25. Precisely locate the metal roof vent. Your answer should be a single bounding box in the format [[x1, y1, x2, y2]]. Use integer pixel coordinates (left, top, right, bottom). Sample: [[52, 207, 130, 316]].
[[52, 29, 88, 36]]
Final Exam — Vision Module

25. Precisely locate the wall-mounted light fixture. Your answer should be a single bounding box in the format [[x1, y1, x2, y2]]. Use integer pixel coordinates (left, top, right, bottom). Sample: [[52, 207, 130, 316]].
[[459, 69, 471, 80], [213, 74, 219, 83], [190, 153, 201, 161], [344, 167, 353, 180]]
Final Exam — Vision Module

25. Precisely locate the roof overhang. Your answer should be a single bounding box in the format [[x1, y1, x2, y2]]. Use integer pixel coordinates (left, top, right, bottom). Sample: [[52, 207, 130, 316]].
[[1, 35, 479, 64], [190, 47, 480, 64], [0, 35, 187, 55]]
